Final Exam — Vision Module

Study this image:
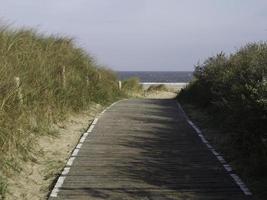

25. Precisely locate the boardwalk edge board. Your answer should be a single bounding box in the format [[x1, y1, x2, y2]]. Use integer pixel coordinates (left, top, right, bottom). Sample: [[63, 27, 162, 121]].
[[49, 99, 124, 198], [177, 102, 253, 196]]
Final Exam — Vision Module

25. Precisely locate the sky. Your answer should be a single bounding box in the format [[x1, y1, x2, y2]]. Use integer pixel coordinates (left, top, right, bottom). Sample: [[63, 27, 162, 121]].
[[0, 0, 266, 71]]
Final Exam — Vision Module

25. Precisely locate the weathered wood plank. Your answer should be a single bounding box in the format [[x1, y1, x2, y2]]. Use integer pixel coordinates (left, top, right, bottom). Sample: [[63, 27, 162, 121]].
[[49, 99, 253, 200]]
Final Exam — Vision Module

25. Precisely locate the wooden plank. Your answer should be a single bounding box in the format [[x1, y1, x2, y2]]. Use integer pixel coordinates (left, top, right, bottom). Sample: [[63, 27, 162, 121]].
[[49, 99, 253, 200]]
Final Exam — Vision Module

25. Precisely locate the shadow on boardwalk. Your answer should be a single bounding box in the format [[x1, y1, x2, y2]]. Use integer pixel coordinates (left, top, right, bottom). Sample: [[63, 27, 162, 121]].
[[52, 99, 251, 200], [106, 100, 239, 199]]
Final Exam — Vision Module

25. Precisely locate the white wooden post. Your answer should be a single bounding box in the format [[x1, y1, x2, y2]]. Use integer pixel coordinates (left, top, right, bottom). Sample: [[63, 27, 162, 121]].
[[47, 105, 53, 123], [62, 66, 66, 89], [118, 81, 122, 90], [86, 76, 89, 86], [14, 76, 23, 105]]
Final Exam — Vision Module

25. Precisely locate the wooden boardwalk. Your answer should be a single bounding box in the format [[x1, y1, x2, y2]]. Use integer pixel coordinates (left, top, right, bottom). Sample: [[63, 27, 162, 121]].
[[49, 99, 252, 200]]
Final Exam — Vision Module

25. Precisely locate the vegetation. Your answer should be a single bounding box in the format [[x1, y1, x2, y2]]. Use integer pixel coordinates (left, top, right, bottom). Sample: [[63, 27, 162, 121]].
[[121, 77, 143, 96], [146, 84, 168, 93], [0, 25, 125, 198], [178, 42, 267, 198], [0, 176, 7, 200]]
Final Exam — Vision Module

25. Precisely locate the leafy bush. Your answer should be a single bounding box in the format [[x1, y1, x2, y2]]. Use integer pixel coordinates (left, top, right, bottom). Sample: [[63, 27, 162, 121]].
[[178, 43, 267, 175]]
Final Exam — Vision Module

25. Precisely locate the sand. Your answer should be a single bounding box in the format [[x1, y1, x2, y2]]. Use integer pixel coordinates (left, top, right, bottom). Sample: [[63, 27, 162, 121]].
[[144, 91, 178, 99], [141, 83, 183, 99], [141, 83, 187, 92], [6, 103, 103, 200]]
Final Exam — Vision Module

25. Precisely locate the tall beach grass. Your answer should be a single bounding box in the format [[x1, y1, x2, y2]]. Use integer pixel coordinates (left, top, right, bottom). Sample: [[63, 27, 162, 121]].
[[0, 25, 125, 198]]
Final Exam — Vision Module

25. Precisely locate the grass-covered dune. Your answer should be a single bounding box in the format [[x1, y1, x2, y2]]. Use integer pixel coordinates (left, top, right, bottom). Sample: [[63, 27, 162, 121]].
[[0, 25, 128, 197], [178, 42, 267, 198]]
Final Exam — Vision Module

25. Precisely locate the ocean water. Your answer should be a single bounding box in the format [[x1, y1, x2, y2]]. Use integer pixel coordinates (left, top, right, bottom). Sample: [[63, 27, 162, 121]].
[[116, 71, 193, 83]]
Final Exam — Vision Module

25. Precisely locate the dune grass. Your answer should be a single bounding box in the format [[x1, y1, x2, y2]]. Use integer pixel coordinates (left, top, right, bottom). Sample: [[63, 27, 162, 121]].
[[146, 84, 168, 93], [0, 25, 124, 198], [121, 77, 143, 96], [0, 176, 7, 199]]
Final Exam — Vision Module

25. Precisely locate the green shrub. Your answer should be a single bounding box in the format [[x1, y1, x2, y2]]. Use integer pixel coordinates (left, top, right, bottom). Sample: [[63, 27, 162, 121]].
[[178, 43, 267, 175]]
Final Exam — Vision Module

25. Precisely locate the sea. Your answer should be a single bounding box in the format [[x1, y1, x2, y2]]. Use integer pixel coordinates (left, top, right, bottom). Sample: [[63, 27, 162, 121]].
[[116, 71, 193, 83]]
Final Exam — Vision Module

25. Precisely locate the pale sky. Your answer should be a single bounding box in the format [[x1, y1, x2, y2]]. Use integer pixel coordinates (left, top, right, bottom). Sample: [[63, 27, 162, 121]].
[[0, 0, 266, 71]]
